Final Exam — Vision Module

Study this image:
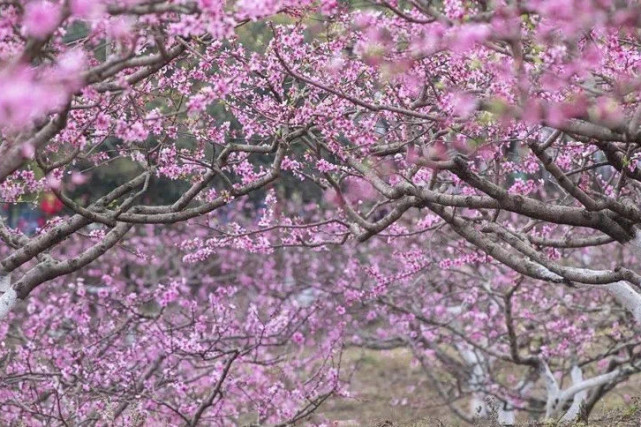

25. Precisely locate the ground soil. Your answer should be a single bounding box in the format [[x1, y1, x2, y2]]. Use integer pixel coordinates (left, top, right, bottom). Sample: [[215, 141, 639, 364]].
[[317, 348, 641, 426]]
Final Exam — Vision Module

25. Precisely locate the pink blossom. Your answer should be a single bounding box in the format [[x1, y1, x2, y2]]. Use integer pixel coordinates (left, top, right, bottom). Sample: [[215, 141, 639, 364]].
[[70, 172, 87, 185], [590, 96, 625, 129], [70, 0, 105, 19], [450, 24, 491, 52], [21, 143, 35, 159], [46, 175, 61, 190], [292, 331, 305, 345], [23, 1, 61, 40], [451, 92, 478, 118], [95, 113, 110, 131]]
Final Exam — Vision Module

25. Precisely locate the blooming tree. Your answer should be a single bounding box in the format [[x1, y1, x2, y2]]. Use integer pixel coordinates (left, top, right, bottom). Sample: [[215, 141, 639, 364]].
[[0, 220, 350, 424], [3, 0, 641, 424], [349, 234, 641, 423]]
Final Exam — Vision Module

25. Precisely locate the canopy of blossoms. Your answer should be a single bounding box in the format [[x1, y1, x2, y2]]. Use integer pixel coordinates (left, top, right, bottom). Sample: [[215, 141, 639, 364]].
[[2, 0, 641, 424]]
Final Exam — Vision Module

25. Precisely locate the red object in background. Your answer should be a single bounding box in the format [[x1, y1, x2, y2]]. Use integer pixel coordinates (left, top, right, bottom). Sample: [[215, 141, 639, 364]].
[[40, 193, 63, 215]]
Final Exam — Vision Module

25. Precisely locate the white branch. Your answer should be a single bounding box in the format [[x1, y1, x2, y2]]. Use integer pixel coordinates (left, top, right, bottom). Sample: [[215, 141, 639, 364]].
[[0, 273, 10, 292], [559, 369, 620, 404], [541, 360, 562, 418], [540, 360, 560, 396], [497, 405, 515, 425], [546, 366, 620, 420], [560, 365, 587, 422], [457, 345, 489, 418], [605, 281, 641, 325], [0, 287, 17, 321]]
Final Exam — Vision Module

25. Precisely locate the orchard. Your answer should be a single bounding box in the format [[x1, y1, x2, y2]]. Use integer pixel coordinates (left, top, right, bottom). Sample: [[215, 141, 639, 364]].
[[1, 0, 641, 425]]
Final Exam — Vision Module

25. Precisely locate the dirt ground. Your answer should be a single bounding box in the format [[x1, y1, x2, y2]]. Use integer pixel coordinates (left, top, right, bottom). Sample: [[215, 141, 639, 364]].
[[316, 348, 641, 426]]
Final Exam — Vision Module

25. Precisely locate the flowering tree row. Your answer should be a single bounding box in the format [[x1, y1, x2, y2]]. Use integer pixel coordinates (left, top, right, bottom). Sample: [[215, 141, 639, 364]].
[[0, 217, 349, 424], [2, 210, 639, 424], [2, 0, 641, 424]]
